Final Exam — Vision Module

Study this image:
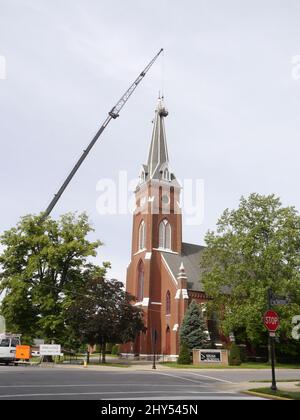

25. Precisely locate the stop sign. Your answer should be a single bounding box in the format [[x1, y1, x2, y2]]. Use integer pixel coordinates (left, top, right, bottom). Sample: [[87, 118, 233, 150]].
[[264, 310, 280, 332]]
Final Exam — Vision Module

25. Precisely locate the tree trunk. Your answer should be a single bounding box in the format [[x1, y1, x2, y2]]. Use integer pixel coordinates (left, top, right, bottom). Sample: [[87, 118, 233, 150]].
[[99, 340, 102, 364], [102, 340, 106, 363]]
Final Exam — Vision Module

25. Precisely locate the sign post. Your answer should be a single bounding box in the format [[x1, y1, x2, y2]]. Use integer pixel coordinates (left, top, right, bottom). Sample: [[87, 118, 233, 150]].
[[263, 310, 280, 391]]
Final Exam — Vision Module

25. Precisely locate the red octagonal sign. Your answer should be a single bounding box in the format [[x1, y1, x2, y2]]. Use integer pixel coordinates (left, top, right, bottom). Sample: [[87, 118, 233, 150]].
[[264, 310, 280, 332]]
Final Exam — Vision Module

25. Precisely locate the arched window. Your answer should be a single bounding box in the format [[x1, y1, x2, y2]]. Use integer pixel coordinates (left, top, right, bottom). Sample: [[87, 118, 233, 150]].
[[159, 219, 171, 250], [165, 326, 171, 354], [137, 260, 144, 301], [166, 290, 171, 315], [138, 220, 145, 250]]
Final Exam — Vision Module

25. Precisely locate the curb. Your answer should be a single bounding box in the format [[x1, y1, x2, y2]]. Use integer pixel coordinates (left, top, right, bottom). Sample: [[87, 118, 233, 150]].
[[243, 390, 291, 400]]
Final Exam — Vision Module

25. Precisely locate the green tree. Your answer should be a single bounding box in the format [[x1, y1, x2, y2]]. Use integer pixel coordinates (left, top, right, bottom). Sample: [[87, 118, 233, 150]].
[[66, 277, 144, 363], [177, 342, 191, 365], [0, 212, 104, 345], [201, 194, 300, 347], [228, 343, 241, 366], [179, 300, 211, 351]]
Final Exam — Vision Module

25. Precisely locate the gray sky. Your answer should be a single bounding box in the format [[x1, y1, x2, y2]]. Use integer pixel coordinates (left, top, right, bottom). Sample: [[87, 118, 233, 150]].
[[1, 0, 300, 280]]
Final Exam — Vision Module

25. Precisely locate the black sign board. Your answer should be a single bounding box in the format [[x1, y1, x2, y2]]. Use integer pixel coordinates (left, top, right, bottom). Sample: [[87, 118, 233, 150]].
[[200, 351, 221, 363]]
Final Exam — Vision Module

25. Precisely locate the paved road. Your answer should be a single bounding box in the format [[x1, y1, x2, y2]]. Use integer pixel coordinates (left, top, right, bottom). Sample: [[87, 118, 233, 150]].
[[0, 365, 276, 400]]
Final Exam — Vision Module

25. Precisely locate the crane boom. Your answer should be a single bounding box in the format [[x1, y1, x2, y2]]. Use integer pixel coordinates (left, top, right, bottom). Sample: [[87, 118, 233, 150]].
[[44, 48, 163, 218]]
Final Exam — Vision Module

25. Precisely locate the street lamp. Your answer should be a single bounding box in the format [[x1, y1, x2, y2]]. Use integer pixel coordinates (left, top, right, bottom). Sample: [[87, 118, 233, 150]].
[[152, 329, 158, 370]]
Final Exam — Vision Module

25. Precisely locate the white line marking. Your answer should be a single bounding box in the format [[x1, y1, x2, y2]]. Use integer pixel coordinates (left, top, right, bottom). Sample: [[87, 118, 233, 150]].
[[182, 371, 235, 384], [154, 371, 206, 384], [0, 383, 208, 389], [0, 390, 231, 398], [109, 396, 261, 401]]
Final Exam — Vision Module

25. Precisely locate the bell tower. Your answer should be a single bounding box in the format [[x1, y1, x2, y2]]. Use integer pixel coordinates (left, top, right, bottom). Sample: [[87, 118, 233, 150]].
[[124, 99, 183, 357], [132, 98, 182, 256]]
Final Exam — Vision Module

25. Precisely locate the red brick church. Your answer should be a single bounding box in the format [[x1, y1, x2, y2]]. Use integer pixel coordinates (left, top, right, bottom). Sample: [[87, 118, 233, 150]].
[[122, 99, 211, 360]]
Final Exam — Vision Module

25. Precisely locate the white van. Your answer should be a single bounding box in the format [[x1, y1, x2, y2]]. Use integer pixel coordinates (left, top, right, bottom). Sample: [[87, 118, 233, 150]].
[[0, 333, 21, 365]]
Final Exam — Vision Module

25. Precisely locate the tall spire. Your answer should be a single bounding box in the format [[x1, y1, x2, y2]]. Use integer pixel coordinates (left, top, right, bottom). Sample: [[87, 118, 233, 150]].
[[145, 98, 169, 180]]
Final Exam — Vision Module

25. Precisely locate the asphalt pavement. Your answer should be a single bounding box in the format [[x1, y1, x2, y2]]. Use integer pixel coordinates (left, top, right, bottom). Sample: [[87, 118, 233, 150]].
[[0, 365, 287, 400]]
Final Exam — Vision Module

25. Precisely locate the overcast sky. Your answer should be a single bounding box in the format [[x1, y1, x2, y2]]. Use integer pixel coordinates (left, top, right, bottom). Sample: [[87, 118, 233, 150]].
[[1, 0, 300, 280]]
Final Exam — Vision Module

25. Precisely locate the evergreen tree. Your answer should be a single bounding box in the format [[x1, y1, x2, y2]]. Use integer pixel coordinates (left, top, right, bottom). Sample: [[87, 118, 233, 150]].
[[179, 300, 211, 351], [177, 342, 191, 364]]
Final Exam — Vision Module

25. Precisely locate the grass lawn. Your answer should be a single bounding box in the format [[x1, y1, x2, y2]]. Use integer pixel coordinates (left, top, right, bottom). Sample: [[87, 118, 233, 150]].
[[76, 353, 118, 358], [248, 387, 300, 400], [250, 379, 300, 383], [160, 362, 300, 369], [87, 362, 129, 368]]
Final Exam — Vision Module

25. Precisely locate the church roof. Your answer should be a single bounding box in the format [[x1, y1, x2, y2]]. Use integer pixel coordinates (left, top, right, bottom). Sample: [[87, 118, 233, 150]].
[[160, 242, 206, 292]]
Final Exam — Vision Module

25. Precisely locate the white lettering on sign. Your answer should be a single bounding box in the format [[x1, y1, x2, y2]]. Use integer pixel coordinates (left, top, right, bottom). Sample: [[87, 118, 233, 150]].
[[200, 350, 222, 363], [265, 317, 278, 324]]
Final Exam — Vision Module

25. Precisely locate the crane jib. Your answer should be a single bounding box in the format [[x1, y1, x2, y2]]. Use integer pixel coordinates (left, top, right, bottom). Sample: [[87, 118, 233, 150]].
[[43, 48, 163, 218]]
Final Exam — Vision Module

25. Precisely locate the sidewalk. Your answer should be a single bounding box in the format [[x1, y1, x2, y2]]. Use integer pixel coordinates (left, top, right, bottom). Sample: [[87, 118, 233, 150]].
[[227, 380, 299, 392], [32, 358, 171, 371]]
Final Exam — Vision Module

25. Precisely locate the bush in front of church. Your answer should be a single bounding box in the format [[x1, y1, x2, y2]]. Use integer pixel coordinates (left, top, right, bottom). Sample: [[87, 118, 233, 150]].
[[111, 344, 120, 355], [177, 342, 191, 364], [228, 343, 241, 366]]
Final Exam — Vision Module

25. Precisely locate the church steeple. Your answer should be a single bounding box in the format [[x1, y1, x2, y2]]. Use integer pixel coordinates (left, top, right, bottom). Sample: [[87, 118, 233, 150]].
[[134, 98, 182, 255], [147, 98, 169, 179], [140, 98, 175, 183]]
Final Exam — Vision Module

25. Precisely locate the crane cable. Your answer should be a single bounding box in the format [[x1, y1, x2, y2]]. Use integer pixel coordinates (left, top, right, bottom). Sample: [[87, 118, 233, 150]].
[[161, 48, 165, 99]]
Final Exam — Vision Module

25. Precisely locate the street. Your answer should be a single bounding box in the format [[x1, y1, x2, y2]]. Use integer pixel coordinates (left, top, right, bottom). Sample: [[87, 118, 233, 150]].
[[1, 365, 298, 400]]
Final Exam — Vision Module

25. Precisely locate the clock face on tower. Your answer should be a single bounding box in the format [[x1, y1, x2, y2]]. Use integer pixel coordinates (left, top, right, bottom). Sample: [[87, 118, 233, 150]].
[[162, 194, 170, 204]]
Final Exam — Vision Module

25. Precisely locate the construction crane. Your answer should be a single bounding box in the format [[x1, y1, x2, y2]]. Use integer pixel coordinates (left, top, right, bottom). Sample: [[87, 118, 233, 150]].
[[44, 48, 164, 218]]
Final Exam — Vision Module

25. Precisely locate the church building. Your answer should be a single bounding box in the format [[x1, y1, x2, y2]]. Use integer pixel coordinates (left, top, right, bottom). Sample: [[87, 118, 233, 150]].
[[122, 99, 210, 360]]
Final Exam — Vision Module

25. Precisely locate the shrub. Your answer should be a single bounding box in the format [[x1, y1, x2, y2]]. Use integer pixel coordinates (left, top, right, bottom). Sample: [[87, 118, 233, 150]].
[[229, 343, 241, 366], [177, 342, 191, 365], [111, 344, 119, 355]]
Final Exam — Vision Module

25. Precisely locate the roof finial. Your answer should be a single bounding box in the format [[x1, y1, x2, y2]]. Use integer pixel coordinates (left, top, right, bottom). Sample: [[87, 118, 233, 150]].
[[177, 262, 187, 280]]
